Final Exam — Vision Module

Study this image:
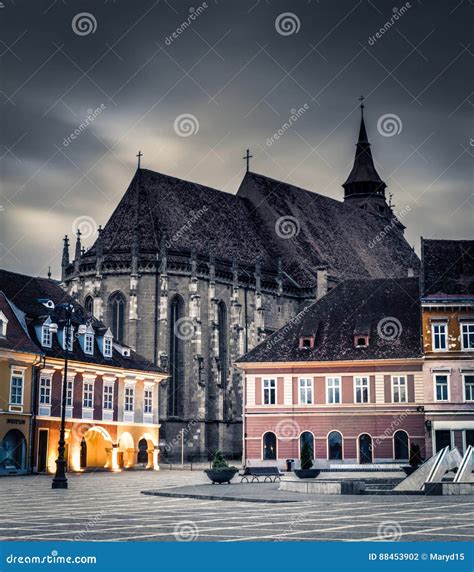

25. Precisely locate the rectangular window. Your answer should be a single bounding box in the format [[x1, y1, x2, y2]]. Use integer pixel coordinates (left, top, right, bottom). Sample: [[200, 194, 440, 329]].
[[83, 382, 94, 409], [125, 386, 134, 412], [10, 370, 24, 405], [432, 323, 447, 351], [42, 326, 52, 348], [39, 376, 51, 405], [66, 378, 73, 407], [299, 378, 313, 404], [464, 375, 474, 401], [461, 323, 474, 350], [355, 377, 369, 403], [144, 387, 153, 414], [435, 374, 449, 401], [104, 337, 112, 357], [327, 377, 341, 404], [392, 376, 407, 403], [103, 384, 114, 410], [263, 379, 276, 405], [84, 333, 94, 355]]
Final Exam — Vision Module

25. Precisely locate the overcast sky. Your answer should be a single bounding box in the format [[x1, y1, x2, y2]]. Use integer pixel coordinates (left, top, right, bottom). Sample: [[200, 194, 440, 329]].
[[1, 0, 472, 279]]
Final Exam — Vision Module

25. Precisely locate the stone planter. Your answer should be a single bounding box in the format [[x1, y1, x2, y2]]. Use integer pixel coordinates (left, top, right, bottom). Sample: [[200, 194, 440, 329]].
[[204, 468, 238, 484], [293, 469, 320, 479]]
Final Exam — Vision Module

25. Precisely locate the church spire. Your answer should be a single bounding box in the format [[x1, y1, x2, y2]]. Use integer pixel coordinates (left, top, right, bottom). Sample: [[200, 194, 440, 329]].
[[342, 98, 390, 219]]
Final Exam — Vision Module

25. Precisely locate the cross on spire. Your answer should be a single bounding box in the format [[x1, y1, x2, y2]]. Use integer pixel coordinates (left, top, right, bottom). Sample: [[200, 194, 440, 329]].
[[136, 150, 143, 169], [242, 148, 253, 173]]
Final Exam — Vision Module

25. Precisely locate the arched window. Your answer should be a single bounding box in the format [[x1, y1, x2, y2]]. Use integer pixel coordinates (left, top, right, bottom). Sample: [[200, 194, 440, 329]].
[[137, 438, 148, 464], [328, 431, 343, 460], [84, 295, 94, 316], [108, 292, 125, 342], [300, 431, 314, 459], [394, 430, 409, 460], [359, 434, 373, 464], [263, 432, 277, 460], [169, 295, 185, 418], [1, 429, 26, 469], [217, 301, 227, 387]]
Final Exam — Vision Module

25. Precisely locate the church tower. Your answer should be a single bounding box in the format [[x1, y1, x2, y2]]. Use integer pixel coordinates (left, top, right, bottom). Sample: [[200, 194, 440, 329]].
[[342, 99, 393, 220]]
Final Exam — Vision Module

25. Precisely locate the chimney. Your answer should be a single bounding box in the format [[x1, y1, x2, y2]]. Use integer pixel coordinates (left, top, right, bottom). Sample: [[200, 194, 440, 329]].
[[316, 267, 328, 300]]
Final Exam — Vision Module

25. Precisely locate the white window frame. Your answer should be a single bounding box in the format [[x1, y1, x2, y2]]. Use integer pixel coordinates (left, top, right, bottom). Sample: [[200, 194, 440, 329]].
[[299, 378, 313, 405], [431, 322, 447, 352], [144, 386, 153, 414], [433, 373, 450, 402], [326, 377, 341, 404], [462, 374, 474, 402], [0, 310, 8, 336], [10, 368, 25, 406], [354, 376, 370, 404], [41, 324, 52, 348], [103, 383, 114, 410], [39, 375, 52, 406], [461, 323, 474, 351], [82, 381, 94, 409], [103, 336, 113, 358], [84, 333, 94, 355], [262, 378, 276, 405], [124, 385, 135, 412], [392, 376, 407, 403]]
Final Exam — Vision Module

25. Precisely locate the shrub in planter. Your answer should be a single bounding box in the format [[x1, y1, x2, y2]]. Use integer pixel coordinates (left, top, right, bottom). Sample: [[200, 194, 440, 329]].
[[402, 443, 423, 476], [294, 442, 320, 479], [204, 451, 238, 484]]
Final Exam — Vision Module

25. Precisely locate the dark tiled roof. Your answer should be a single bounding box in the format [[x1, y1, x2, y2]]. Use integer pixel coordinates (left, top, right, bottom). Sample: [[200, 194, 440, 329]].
[[421, 239, 474, 297], [0, 292, 43, 355], [236, 277, 422, 363], [84, 168, 419, 288], [0, 269, 165, 374]]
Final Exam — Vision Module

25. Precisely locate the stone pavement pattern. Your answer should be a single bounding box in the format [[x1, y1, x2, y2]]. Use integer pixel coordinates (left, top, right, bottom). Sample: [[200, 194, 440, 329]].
[[0, 471, 473, 542]]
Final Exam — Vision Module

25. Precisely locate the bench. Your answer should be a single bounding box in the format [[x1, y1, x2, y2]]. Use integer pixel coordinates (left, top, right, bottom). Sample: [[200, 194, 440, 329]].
[[239, 467, 283, 483]]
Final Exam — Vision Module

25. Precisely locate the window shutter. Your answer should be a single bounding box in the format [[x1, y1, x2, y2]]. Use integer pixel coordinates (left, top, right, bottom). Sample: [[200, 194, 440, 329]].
[[277, 377, 284, 405], [255, 377, 262, 405]]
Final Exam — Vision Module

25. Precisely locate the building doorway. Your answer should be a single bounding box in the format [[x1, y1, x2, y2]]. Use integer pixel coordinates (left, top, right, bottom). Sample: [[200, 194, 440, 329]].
[[359, 434, 373, 464], [80, 438, 87, 468], [394, 430, 409, 460], [1, 429, 27, 471], [435, 430, 451, 453], [137, 438, 148, 465], [37, 429, 48, 472]]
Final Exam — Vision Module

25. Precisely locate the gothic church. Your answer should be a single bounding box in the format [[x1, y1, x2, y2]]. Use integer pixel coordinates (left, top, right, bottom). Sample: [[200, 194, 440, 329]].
[[61, 107, 419, 461]]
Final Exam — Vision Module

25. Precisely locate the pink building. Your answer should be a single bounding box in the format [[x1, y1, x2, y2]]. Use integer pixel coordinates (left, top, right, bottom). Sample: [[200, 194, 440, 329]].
[[420, 239, 474, 457], [236, 277, 426, 468]]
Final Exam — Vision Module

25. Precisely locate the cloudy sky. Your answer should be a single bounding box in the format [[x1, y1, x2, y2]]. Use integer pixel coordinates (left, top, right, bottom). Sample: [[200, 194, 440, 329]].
[[1, 0, 472, 278]]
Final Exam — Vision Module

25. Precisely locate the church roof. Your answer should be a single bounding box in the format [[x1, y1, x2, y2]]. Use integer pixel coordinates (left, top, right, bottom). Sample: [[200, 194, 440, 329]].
[[236, 277, 422, 363], [84, 167, 418, 288], [421, 238, 474, 298]]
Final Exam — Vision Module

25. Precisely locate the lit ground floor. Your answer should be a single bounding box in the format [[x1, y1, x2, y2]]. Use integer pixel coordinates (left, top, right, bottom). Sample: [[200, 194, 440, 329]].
[[0, 471, 472, 542], [244, 412, 425, 468], [424, 414, 474, 458], [0, 413, 31, 475], [34, 419, 160, 473]]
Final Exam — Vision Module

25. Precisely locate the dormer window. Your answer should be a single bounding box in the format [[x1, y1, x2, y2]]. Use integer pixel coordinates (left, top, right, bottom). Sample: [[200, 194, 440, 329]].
[[299, 335, 315, 349], [0, 311, 8, 337], [41, 323, 52, 348], [355, 335, 369, 348], [103, 336, 113, 358], [84, 333, 94, 355]]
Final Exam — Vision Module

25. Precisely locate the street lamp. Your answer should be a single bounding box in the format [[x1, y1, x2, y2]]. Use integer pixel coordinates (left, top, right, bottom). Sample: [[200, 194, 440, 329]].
[[38, 299, 75, 489]]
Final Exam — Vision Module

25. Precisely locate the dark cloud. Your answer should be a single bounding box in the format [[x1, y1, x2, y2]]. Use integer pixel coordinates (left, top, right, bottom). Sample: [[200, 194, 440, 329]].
[[1, 0, 472, 277]]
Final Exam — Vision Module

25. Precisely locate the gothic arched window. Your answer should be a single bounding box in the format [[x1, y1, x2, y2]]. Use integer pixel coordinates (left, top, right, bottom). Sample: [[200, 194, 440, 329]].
[[169, 295, 185, 418], [84, 295, 93, 316], [108, 292, 125, 343], [217, 301, 227, 387]]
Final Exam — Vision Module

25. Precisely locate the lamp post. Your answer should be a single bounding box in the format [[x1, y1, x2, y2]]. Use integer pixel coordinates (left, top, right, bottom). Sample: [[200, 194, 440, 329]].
[[38, 299, 75, 489]]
